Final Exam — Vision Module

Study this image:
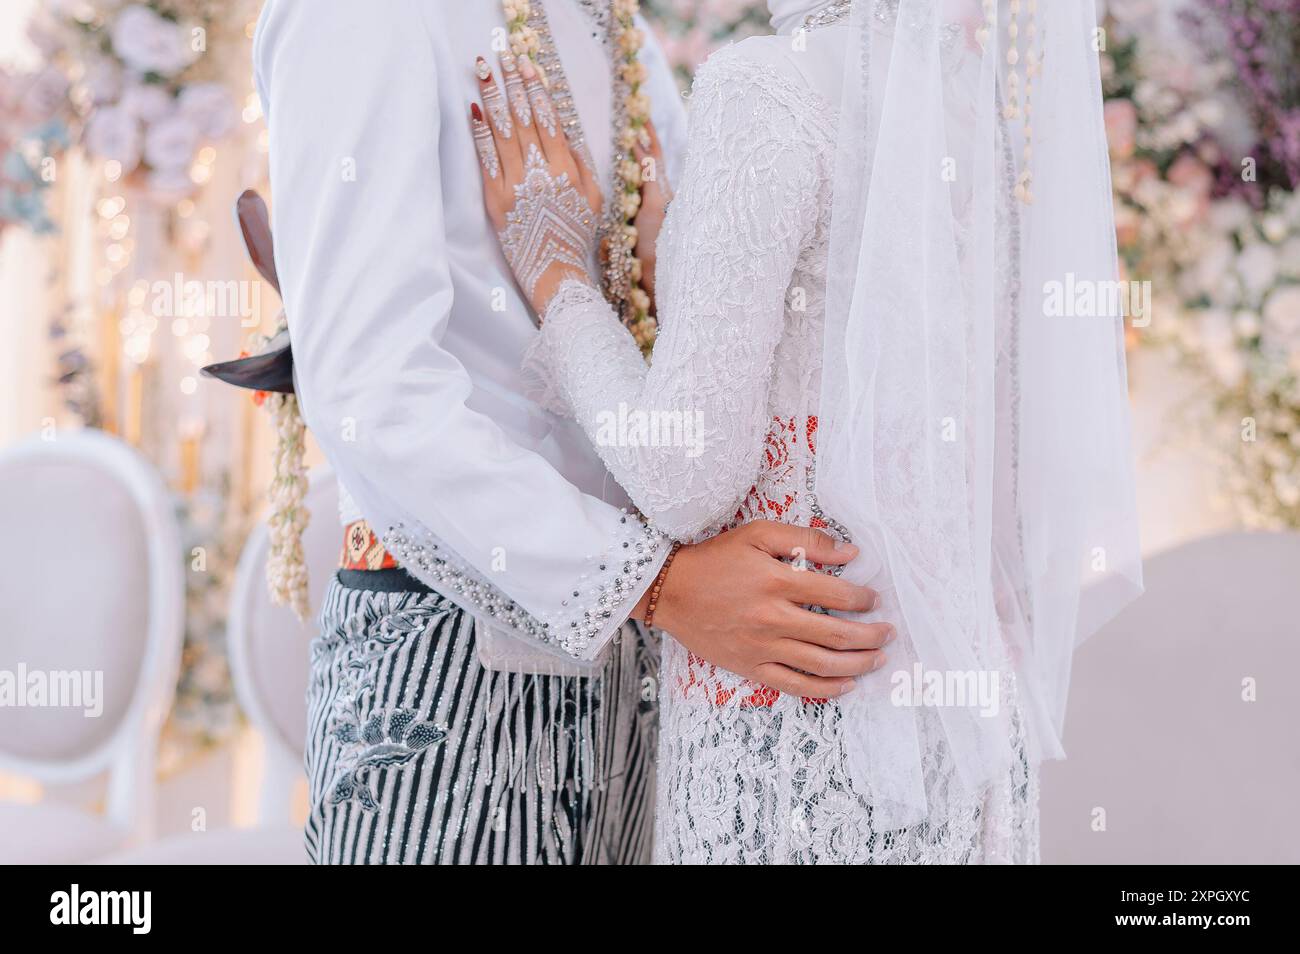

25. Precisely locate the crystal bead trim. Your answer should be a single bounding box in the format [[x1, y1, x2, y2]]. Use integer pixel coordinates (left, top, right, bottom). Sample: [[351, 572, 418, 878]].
[[384, 515, 665, 658]]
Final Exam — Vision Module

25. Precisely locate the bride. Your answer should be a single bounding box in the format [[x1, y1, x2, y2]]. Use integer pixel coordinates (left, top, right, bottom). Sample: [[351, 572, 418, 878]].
[[471, 0, 1142, 864]]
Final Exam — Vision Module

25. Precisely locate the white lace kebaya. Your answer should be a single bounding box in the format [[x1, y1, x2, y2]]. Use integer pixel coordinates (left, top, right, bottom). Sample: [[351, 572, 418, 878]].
[[525, 40, 1030, 863], [523, 0, 1141, 864]]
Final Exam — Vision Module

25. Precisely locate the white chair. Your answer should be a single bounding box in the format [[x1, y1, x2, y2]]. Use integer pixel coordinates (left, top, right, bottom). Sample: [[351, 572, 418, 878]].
[[100, 467, 336, 865], [226, 465, 336, 823], [1041, 530, 1300, 864], [0, 430, 184, 863]]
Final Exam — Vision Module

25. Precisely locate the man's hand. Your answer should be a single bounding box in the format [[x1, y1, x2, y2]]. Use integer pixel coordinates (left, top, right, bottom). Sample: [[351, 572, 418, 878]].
[[633, 521, 893, 698]]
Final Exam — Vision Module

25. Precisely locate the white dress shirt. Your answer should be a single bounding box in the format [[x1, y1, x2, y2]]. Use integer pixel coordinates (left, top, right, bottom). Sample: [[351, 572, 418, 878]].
[[254, 0, 686, 669]]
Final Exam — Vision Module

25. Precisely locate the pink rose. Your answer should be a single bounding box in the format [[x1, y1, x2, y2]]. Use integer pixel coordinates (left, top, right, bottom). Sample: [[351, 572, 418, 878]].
[[1104, 99, 1138, 160], [1168, 153, 1213, 197], [1114, 204, 1141, 249], [1167, 154, 1213, 226]]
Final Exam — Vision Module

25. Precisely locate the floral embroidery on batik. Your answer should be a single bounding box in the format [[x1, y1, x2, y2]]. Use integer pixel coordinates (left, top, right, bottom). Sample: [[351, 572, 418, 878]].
[[325, 600, 449, 810], [327, 707, 448, 811]]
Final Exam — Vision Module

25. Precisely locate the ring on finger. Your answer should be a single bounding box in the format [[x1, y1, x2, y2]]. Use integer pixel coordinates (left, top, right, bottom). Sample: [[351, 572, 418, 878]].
[[471, 105, 500, 180], [502, 53, 533, 128], [521, 59, 556, 137], [481, 92, 512, 140]]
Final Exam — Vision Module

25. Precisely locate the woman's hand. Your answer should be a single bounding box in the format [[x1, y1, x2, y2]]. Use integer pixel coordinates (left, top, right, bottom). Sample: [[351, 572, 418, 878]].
[[631, 120, 673, 304], [471, 51, 604, 316]]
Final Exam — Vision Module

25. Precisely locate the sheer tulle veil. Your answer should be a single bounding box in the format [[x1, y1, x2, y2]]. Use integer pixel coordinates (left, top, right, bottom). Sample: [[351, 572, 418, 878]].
[[816, 0, 1144, 827], [768, 0, 844, 33]]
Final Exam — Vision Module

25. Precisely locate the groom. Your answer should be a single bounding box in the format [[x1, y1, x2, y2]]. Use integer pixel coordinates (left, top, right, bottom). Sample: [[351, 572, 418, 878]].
[[255, 0, 879, 864]]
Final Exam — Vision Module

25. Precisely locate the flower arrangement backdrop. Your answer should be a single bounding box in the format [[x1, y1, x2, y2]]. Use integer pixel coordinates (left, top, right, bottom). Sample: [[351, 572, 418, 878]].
[[644, 0, 1300, 529], [1101, 0, 1300, 528], [1, 0, 1297, 781], [2, 0, 270, 773]]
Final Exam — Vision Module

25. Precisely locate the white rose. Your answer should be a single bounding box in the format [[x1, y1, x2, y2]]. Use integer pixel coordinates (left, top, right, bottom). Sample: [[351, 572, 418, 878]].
[[1194, 98, 1223, 127], [111, 4, 196, 77], [1261, 214, 1288, 244], [1273, 473, 1300, 509], [1237, 242, 1279, 302], [1285, 191, 1300, 226], [1215, 272, 1242, 308], [1196, 308, 1245, 387], [51, 0, 125, 13], [143, 113, 199, 170], [1208, 197, 1252, 234], [1133, 80, 1157, 111], [1262, 285, 1300, 348], [1281, 237, 1300, 278], [1233, 309, 1260, 338], [1208, 350, 1245, 388], [84, 105, 141, 173], [178, 82, 236, 140], [1197, 307, 1233, 344], [120, 82, 175, 123], [1175, 266, 1204, 303], [1195, 237, 1234, 296]]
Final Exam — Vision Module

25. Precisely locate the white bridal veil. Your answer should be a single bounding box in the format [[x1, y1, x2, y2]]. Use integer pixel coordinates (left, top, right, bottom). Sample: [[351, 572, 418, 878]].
[[817, 0, 1144, 827]]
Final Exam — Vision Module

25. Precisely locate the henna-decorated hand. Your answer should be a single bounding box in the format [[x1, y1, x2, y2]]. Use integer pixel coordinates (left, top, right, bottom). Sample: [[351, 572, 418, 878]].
[[471, 51, 604, 316]]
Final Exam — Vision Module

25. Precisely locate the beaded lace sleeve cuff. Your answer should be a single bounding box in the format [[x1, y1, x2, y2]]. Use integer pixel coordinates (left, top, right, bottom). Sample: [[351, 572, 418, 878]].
[[520, 279, 609, 417], [384, 513, 669, 660]]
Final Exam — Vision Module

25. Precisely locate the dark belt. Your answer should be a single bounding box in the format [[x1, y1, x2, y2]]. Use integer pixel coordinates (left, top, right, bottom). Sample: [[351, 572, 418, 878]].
[[337, 567, 434, 594]]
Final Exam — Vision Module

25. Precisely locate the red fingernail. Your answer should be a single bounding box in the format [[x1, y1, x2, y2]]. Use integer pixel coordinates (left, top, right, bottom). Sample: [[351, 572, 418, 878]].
[[471, 102, 483, 121]]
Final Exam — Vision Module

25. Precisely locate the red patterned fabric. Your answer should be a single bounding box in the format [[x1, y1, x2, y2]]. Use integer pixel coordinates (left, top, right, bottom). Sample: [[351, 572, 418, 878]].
[[680, 414, 829, 708], [340, 519, 400, 570]]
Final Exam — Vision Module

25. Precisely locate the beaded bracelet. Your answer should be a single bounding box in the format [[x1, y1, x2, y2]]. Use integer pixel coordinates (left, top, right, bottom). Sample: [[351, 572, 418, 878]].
[[643, 541, 682, 629]]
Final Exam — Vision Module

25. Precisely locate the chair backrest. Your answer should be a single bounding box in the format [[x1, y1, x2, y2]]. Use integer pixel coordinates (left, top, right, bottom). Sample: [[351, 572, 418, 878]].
[[1041, 530, 1300, 863], [0, 430, 184, 831], [227, 467, 336, 822]]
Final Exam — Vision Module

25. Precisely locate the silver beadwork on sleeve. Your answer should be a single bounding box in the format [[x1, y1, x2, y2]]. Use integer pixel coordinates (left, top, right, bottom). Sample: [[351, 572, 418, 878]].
[[384, 514, 665, 659]]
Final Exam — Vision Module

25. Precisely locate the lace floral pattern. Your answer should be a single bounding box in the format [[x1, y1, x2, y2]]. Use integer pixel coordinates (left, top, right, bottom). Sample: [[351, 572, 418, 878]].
[[532, 48, 1039, 863]]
